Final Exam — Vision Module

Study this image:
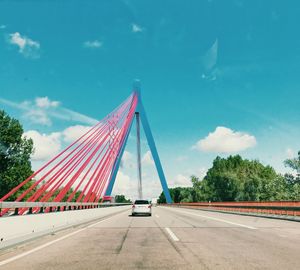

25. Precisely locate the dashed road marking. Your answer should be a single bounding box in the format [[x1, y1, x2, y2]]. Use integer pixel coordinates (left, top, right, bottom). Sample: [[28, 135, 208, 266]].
[[165, 227, 179, 242]]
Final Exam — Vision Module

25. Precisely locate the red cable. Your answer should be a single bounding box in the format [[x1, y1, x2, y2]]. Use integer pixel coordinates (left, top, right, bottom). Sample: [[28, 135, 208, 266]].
[[81, 101, 134, 202]]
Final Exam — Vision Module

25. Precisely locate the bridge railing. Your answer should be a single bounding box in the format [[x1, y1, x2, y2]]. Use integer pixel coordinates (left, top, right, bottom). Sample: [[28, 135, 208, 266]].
[[166, 201, 300, 217], [0, 201, 131, 217]]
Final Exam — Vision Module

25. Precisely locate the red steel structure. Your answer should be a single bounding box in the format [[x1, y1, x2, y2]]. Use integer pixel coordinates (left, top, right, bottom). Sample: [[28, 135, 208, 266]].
[[0, 93, 138, 215]]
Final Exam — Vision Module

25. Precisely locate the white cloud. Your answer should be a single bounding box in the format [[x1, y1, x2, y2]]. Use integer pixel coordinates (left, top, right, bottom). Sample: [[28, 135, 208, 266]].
[[194, 126, 256, 153], [0, 25, 6, 29], [132, 23, 143, 33], [142, 180, 162, 200], [113, 170, 137, 199], [122, 150, 133, 162], [9, 32, 40, 58], [169, 174, 192, 187], [24, 108, 52, 126], [120, 150, 134, 169], [84, 40, 102, 48], [142, 150, 154, 166], [22, 97, 60, 126], [286, 148, 295, 159], [35, 97, 60, 108], [197, 167, 207, 179], [62, 125, 92, 143], [23, 124, 91, 161], [24, 130, 61, 161], [20, 97, 61, 126], [113, 170, 163, 200], [0, 97, 98, 126]]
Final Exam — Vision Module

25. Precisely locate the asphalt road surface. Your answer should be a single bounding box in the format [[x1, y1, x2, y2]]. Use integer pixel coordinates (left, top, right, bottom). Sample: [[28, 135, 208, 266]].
[[0, 206, 300, 270]]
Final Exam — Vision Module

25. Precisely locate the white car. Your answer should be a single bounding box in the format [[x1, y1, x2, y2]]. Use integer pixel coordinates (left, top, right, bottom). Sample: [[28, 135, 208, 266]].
[[132, 200, 152, 216]]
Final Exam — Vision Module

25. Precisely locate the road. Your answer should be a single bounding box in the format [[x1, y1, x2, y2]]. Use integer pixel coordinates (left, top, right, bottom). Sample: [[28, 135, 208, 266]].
[[0, 206, 300, 270]]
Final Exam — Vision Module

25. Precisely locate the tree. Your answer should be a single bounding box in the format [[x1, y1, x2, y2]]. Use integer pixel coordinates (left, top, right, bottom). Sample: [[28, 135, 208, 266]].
[[0, 110, 34, 201], [284, 151, 300, 200], [159, 154, 300, 204], [284, 151, 300, 184], [158, 191, 167, 204], [199, 155, 284, 202], [157, 187, 195, 203], [115, 194, 131, 203]]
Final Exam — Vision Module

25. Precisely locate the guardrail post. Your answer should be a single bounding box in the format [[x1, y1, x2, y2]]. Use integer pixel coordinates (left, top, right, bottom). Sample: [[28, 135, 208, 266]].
[[39, 207, 44, 213], [14, 208, 19, 215]]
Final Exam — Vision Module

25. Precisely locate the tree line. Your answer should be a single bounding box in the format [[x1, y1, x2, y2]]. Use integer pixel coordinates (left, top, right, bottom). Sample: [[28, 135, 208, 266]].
[[158, 154, 300, 203]]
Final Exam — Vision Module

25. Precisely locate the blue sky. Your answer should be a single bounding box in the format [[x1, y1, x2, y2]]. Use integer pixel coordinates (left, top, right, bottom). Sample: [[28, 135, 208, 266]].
[[1, 0, 300, 199]]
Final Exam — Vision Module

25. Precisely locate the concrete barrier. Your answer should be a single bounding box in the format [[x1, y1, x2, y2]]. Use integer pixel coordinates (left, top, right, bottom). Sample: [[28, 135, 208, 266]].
[[0, 205, 130, 249]]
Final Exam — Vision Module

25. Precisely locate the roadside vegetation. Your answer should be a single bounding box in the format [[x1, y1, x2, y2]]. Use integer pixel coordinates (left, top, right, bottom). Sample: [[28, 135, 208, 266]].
[[114, 194, 131, 203], [158, 154, 300, 203], [0, 110, 35, 201]]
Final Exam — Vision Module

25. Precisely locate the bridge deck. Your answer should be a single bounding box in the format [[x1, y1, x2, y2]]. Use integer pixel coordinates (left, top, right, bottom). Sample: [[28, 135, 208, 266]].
[[0, 206, 300, 269]]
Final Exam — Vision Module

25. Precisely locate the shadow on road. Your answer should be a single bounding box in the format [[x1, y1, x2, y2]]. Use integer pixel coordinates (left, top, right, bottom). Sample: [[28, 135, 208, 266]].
[[128, 214, 152, 218]]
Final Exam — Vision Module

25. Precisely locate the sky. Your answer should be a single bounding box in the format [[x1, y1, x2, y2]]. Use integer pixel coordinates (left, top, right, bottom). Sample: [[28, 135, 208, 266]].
[[1, 0, 300, 200]]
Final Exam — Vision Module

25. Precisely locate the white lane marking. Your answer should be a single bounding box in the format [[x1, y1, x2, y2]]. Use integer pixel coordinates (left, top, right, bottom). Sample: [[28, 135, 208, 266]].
[[155, 214, 159, 218], [0, 211, 125, 267], [167, 208, 257, 230], [0, 229, 84, 267], [165, 227, 179, 242]]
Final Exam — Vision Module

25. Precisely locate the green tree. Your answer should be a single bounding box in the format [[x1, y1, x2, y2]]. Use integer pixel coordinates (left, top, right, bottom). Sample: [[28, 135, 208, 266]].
[[158, 191, 167, 204], [202, 155, 280, 201], [284, 151, 300, 184], [284, 151, 300, 199], [0, 110, 34, 201], [157, 187, 195, 203], [115, 194, 131, 203], [159, 154, 300, 203]]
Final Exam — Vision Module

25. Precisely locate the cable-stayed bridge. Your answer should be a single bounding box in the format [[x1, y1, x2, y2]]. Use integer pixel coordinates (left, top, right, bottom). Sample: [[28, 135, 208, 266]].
[[0, 84, 300, 270], [0, 82, 171, 217]]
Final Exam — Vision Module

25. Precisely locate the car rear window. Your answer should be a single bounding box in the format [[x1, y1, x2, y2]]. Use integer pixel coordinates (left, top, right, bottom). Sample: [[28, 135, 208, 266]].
[[134, 200, 149, 204]]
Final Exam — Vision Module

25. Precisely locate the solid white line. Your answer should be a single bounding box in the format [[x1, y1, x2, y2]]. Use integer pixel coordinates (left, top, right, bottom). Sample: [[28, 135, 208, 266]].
[[165, 227, 179, 242], [0, 211, 125, 267], [0, 229, 85, 267], [167, 208, 257, 230]]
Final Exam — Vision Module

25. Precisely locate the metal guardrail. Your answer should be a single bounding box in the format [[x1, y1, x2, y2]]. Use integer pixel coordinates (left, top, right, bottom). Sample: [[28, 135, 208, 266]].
[[167, 201, 300, 217], [0, 202, 131, 217]]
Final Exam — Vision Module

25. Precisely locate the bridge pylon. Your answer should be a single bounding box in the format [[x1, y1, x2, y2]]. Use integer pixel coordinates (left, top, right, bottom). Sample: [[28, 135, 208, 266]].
[[105, 81, 172, 203]]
